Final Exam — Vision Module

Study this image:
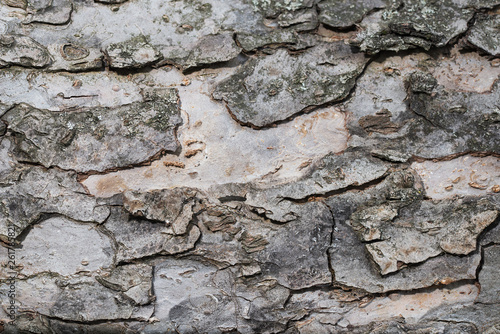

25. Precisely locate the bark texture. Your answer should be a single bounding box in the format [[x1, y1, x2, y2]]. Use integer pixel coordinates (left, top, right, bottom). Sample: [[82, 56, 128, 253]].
[[0, 0, 499, 333]]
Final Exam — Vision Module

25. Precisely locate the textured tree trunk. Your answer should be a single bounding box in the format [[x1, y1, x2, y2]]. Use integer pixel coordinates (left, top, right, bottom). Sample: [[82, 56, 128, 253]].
[[0, 0, 499, 333]]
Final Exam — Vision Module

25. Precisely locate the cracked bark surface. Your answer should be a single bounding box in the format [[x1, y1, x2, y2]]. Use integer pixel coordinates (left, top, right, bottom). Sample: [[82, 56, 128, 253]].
[[0, 0, 499, 333]]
